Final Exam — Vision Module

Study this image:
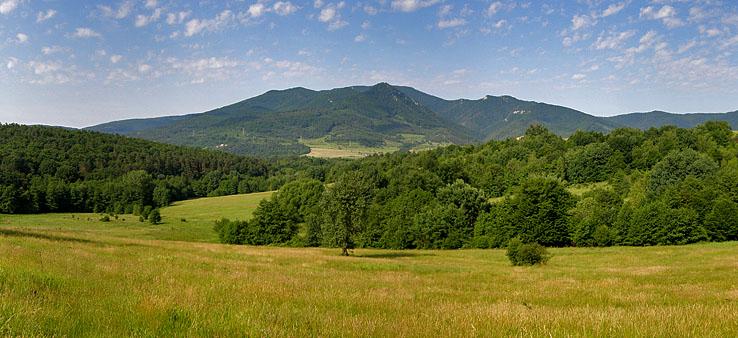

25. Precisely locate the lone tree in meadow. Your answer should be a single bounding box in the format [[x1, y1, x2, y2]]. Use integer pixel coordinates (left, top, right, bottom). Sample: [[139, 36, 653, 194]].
[[321, 172, 374, 256]]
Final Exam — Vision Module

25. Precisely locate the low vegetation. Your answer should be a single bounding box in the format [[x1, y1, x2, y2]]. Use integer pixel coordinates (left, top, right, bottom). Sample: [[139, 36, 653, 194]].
[[1, 225, 737, 336]]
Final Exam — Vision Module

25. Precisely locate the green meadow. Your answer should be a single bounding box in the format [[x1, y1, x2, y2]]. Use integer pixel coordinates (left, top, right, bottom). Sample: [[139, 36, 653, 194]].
[[1, 191, 738, 336]]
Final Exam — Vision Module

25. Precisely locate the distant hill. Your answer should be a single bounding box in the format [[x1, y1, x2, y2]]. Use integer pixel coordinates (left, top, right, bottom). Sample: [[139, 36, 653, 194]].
[[605, 110, 738, 130], [87, 83, 737, 156], [88, 83, 478, 156], [395, 86, 620, 140]]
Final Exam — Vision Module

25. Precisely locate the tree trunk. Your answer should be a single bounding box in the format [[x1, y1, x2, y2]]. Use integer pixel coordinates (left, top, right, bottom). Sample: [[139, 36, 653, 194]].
[[341, 247, 349, 256]]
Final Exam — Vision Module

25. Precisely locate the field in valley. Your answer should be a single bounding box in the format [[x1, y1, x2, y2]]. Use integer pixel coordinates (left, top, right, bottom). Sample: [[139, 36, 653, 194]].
[[1, 192, 738, 336]]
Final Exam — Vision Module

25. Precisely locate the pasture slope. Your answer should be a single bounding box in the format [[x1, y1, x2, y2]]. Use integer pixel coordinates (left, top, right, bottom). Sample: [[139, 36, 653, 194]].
[[1, 191, 738, 336]]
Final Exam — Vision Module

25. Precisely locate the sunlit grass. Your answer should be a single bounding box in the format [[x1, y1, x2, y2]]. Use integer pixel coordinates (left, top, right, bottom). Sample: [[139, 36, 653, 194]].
[[1, 191, 737, 336]]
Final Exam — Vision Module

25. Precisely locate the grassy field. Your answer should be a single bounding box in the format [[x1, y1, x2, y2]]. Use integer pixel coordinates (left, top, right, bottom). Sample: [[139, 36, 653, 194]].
[[300, 137, 400, 158], [0, 192, 272, 243], [2, 192, 738, 336]]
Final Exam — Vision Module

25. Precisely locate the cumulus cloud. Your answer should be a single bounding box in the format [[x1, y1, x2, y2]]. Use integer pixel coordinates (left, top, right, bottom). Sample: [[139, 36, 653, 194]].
[[571, 73, 586, 81], [37, 9, 57, 22], [593, 30, 635, 50], [571, 14, 595, 30], [110, 55, 123, 63], [273, 2, 298, 16], [437, 18, 466, 29], [602, 3, 625, 17], [135, 8, 162, 27], [0, 0, 18, 15], [6, 57, 18, 69], [354, 34, 366, 42], [318, 3, 347, 30], [72, 27, 102, 38], [42, 46, 68, 55], [640, 5, 683, 28], [166, 11, 190, 25], [98, 1, 133, 19], [391, 0, 438, 13], [184, 10, 233, 37], [15, 33, 28, 43], [485, 2, 502, 16]]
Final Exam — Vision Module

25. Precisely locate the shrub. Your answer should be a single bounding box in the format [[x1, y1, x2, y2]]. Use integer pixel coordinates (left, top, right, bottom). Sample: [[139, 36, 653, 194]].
[[506, 238, 550, 266], [213, 218, 249, 244], [99, 215, 111, 222], [148, 209, 162, 225]]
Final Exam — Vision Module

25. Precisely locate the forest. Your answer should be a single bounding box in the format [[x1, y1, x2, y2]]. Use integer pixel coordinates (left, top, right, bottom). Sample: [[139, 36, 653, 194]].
[[0, 124, 328, 214], [3, 122, 738, 249], [214, 122, 738, 249]]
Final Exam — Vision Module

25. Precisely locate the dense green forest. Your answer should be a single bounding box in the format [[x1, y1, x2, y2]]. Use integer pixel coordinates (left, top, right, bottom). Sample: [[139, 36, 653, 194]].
[[0, 124, 328, 214], [216, 122, 738, 249]]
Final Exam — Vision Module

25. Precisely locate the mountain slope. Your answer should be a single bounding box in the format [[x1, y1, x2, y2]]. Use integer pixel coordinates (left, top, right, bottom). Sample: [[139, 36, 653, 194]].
[[606, 110, 738, 130], [89, 83, 478, 156], [88, 83, 737, 157], [396, 86, 621, 140]]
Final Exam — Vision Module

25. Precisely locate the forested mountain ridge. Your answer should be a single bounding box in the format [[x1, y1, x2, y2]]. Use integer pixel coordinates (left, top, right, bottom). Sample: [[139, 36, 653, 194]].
[[606, 110, 738, 130], [0, 124, 327, 214], [88, 83, 478, 156], [88, 83, 738, 157]]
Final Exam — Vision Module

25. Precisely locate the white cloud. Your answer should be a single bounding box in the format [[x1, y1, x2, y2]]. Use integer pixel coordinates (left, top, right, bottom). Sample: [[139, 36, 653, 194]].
[[16, 33, 28, 43], [437, 18, 466, 29], [318, 3, 347, 30], [485, 1, 502, 16], [364, 5, 377, 15], [494, 19, 507, 29], [571, 73, 586, 81], [314, 0, 324, 8], [166, 11, 190, 25], [248, 3, 266, 18], [319, 6, 336, 22], [602, 3, 625, 17], [98, 1, 133, 19], [184, 10, 233, 37], [138, 64, 152, 73], [72, 28, 102, 38], [361, 20, 370, 29], [42, 46, 68, 55], [571, 14, 594, 30], [391, 0, 438, 13], [110, 55, 123, 63], [640, 5, 683, 28], [593, 30, 635, 50], [0, 0, 18, 15], [438, 4, 452, 17], [273, 2, 298, 16], [6, 57, 18, 69], [699, 26, 721, 37], [145, 0, 157, 9], [354, 34, 366, 42], [36, 9, 57, 22], [135, 8, 162, 27]]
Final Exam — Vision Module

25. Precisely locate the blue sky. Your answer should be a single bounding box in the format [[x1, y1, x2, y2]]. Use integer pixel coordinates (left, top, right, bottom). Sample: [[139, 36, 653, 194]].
[[1, 0, 737, 127]]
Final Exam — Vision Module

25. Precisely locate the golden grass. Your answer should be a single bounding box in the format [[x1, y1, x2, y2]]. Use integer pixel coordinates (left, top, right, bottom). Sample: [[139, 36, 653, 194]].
[[1, 222, 737, 336]]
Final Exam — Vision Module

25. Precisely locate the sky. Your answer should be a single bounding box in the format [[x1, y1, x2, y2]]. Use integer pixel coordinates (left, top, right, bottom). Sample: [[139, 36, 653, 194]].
[[1, 0, 737, 127]]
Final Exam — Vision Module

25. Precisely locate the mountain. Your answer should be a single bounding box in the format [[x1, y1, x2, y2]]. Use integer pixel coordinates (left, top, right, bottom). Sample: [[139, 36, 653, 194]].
[[605, 110, 738, 130], [395, 86, 620, 140], [87, 83, 737, 157], [88, 83, 478, 156]]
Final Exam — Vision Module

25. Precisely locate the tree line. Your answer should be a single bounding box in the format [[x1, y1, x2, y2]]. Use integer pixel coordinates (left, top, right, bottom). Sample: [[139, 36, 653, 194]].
[[215, 122, 738, 250], [0, 124, 328, 214]]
